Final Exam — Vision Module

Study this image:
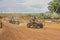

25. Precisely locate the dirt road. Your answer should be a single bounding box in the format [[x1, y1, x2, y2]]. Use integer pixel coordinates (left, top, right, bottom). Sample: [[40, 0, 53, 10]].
[[0, 21, 60, 40]]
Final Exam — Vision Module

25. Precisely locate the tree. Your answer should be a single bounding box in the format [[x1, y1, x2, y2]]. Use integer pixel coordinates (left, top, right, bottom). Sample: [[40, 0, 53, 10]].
[[48, 0, 60, 13]]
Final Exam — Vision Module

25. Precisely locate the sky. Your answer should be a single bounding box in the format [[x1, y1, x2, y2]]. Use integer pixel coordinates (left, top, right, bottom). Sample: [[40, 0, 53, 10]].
[[0, 0, 52, 13]]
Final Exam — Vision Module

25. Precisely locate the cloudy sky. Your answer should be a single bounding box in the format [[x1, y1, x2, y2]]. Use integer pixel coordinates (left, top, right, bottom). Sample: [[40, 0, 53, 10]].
[[0, 0, 52, 13]]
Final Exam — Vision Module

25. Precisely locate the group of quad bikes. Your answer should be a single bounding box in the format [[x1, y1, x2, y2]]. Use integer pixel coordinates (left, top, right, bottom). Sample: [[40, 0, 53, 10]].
[[9, 16, 43, 29], [0, 16, 43, 29]]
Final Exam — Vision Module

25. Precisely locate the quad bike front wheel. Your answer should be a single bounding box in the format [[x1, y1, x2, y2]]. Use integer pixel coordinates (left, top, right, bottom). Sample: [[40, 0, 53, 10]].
[[27, 23, 31, 28], [39, 23, 43, 28]]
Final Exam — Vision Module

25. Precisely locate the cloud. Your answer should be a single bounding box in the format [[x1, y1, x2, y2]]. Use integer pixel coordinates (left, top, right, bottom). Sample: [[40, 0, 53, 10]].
[[0, 0, 52, 13]]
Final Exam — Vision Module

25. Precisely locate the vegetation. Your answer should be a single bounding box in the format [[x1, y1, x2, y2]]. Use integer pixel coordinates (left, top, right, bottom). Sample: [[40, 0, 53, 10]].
[[48, 0, 60, 13], [0, 12, 60, 19]]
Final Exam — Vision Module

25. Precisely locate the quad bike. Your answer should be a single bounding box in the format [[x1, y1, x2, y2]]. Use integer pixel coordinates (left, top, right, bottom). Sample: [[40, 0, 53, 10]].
[[9, 19, 20, 24], [9, 17, 20, 24], [27, 20, 43, 28]]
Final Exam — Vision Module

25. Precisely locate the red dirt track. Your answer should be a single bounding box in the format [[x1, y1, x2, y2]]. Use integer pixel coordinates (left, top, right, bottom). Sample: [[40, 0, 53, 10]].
[[0, 21, 60, 40]]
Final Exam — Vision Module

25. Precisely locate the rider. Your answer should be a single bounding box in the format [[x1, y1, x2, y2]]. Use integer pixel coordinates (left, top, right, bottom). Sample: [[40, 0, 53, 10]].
[[29, 16, 37, 23]]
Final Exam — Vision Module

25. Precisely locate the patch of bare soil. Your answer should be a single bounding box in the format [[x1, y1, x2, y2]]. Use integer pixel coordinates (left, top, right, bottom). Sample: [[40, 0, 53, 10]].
[[0, 21, 60, 40]]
